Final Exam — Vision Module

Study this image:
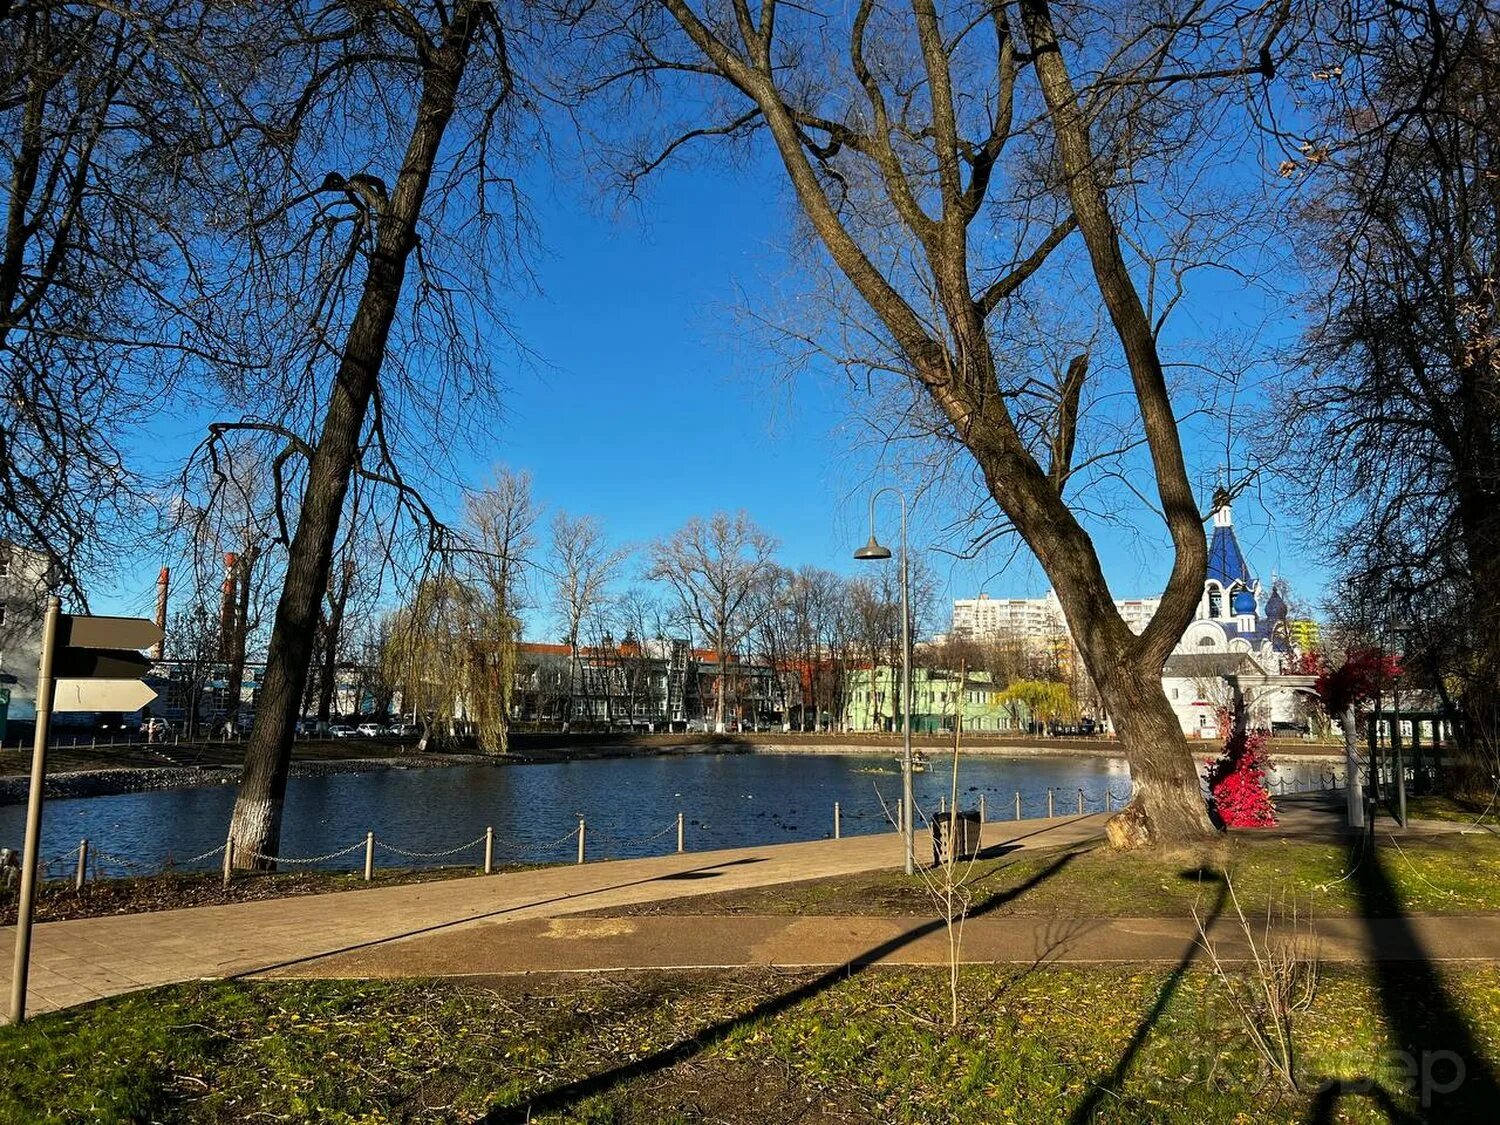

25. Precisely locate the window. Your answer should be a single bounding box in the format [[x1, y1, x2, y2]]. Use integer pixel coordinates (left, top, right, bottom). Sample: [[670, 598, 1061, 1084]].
[[0, 601, 6, 627], [1172, 687, 1179, 699], [0, 555, 8, 578], [1198, 636, 1215, 647], [1207, 584, 1222, 618]]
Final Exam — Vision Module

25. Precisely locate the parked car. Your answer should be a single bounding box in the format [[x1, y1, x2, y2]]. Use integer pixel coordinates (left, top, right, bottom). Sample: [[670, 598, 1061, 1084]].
[[355, 723, 384, 737], [328, 725, 356, 738], [390, 723, 418, 738]]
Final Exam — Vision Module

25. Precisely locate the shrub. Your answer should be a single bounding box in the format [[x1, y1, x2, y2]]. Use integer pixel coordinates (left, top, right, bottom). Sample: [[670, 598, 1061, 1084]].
[[1204, 728, 1278, 828]]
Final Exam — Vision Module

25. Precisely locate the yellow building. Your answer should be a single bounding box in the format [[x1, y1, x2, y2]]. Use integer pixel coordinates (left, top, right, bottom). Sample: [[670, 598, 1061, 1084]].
[[1288, 618, 1320, 653]]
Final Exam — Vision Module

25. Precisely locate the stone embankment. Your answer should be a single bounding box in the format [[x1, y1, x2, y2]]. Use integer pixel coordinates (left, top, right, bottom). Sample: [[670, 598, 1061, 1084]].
[[0, 754, 496, 805]]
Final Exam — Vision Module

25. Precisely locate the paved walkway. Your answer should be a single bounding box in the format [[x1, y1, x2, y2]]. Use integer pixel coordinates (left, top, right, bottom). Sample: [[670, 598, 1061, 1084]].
[[2, 796, 1476, 1019], [1, 814, 1107, 1017], [263, 912, 1500, 979]]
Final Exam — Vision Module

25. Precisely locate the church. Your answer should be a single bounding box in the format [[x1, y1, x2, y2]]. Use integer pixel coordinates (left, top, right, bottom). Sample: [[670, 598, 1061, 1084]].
[[1162, 488, 1303, 737]]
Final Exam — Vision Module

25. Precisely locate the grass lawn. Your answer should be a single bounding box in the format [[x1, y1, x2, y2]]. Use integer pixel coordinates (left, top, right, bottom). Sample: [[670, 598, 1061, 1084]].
[[2, 965, 1498, 1122], [590, 831, 1500, 920], [1405, 793, 1500, 827]]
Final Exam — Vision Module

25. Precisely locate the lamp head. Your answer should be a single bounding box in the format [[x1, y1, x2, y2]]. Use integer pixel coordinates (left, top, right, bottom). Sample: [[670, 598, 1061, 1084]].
[[853, 536, 892, 561]]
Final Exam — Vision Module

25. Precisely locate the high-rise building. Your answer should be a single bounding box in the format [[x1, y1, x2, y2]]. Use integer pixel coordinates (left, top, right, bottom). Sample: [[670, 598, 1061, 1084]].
[[951, 590, 1161, 643], [1288, 618, 1320, 653]]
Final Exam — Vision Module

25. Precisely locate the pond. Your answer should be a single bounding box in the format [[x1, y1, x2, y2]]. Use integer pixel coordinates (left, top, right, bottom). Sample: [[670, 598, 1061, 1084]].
[[0, 750, 1341, 877]]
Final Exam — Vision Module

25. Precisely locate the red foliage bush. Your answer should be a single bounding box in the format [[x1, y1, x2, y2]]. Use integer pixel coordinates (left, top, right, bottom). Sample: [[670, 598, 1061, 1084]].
[[1204, 728, 1278, 828], [1312, 648, 1402, 717]]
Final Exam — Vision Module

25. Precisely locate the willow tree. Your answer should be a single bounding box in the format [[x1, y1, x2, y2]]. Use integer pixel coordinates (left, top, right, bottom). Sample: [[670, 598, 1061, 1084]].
[[222, 0, 526, 866], [380, 574, 506, 748], [586, 0, 1295, 844]]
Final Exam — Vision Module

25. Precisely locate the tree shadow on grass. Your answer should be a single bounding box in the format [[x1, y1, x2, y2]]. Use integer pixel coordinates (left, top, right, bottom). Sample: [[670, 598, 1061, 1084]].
[[1066, 870, 1229, 1124], [476, 847, 1084, 1123], [1304, 839, 1500, 1122]]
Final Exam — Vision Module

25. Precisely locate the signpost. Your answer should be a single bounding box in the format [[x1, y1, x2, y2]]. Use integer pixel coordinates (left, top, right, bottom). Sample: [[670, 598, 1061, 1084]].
[[8, 599, 161, 1024]]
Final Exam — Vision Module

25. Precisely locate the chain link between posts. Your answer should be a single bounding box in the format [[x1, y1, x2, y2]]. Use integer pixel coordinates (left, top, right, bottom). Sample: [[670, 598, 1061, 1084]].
[[374, 833, 488, 860], [588, 821, 678, 850], [242, 840, 368, 867]]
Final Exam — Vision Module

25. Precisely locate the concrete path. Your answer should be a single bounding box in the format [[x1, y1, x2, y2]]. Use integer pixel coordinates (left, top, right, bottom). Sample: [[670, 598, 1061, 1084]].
[[1, 814, 1107, 1017]]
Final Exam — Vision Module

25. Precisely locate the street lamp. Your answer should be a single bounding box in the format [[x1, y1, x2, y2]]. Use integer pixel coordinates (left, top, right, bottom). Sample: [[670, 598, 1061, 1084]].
[[854, 487, 914, 876]]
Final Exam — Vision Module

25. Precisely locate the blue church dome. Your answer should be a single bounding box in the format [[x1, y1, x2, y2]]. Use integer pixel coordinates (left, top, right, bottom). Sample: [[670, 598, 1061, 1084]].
[[1265, 589, 1287, 619], [1231, 589, 1257, 616]]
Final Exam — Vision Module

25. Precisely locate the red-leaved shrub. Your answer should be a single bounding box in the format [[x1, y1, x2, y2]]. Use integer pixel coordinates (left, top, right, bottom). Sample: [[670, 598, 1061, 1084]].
[[1204, 728, 1278, 828]]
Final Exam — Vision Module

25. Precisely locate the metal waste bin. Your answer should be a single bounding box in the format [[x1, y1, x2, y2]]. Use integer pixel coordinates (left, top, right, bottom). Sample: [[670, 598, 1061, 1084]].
[[931, 809, 982, 865]]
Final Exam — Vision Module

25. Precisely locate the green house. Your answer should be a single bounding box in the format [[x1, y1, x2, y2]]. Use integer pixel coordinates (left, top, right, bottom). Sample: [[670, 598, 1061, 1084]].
[[843, 666, 1029, 733]]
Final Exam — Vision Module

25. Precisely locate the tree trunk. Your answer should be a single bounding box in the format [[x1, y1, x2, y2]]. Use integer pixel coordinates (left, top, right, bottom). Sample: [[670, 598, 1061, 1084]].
[[223, 545, 257, 730], [317, 565, 353, 724], [1454, 458, 1500, 780], [227, 7, 484, 868], [1343, 701, 1366, 828], [713, 630, 727, 733], [1098, 666, 1214, 847]]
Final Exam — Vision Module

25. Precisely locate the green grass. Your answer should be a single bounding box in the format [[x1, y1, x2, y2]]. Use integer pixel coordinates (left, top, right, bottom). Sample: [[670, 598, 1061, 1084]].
[[2, 966, 1498, 1122], [593, 831, 1500, 919], [1406, 792, 1500, 826]]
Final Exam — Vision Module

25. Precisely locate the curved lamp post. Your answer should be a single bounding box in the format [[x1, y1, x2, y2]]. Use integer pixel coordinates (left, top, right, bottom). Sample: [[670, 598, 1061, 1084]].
[[854, 487, 913, 875]]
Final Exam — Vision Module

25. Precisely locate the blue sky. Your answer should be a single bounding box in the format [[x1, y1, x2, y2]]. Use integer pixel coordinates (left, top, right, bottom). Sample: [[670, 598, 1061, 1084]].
[[96, 145, 1325, 633]]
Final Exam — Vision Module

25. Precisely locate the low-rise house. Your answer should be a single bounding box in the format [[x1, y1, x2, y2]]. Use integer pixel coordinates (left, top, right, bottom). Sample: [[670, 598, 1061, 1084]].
[[843, 666, 1029, 734]]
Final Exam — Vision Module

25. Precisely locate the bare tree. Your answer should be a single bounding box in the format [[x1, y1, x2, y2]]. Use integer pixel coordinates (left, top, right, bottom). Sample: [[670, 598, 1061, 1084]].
[[226, 0, 528, 866], [167, 601, 221, 742], [549, 512, 628, 729], [578, 0, 1299, 844], [0, 1, 241, 596], [1273, 0, 1500, 778], [650, 511, 778, 733], [461, 466, 539, 749]]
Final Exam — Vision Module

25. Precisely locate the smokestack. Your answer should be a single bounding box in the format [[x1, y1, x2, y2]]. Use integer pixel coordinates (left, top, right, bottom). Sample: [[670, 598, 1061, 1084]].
[[219, 552, 238, 660], [152, 567, 170, 661]]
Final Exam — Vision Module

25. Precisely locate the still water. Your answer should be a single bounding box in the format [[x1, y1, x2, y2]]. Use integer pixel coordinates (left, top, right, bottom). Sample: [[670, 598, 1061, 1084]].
[[0, 751, 1339, 876]]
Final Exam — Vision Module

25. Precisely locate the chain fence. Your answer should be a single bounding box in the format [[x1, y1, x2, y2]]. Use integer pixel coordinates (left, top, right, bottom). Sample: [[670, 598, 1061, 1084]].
[[4, 766, 1353, 891]]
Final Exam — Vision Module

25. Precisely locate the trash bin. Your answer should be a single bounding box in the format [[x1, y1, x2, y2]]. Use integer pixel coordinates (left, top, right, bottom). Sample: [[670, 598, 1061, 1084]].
[[931, 809, 982, 865]]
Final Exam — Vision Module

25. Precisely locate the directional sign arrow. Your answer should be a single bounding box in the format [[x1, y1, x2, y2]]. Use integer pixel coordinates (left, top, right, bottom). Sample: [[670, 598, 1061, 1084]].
[[51, 678, 158, 713], [53, 647, 153, 680], [58, 615, 163, 651]]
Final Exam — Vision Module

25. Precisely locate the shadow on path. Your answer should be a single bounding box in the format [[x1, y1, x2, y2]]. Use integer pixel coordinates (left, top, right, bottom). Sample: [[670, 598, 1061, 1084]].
[[478, 848, 1084, 1123], [235, 856, 767, 980], [1066, 873, 1228, 1123], [1305, 838, 1500, 1121]]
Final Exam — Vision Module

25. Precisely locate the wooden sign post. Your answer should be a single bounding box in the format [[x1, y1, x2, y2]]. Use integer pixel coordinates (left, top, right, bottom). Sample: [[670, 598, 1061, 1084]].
[[8, 601, 162, 1024]]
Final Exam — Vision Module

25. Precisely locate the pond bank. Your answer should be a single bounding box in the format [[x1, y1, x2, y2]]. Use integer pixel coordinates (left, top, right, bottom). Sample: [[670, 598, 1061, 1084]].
[[0, 735, 1345, 805]]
